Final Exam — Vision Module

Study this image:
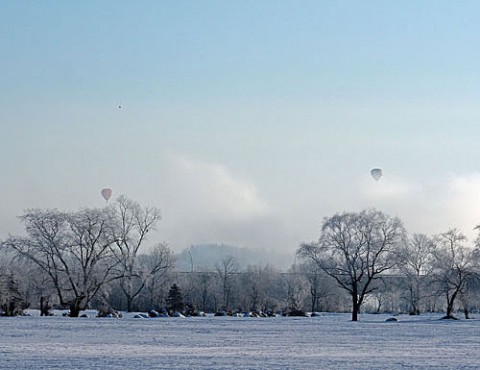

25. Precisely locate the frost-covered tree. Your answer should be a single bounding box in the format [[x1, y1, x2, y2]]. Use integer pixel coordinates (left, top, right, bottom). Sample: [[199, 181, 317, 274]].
[[280, 266, 307, 314], [298, 260, 336, 313], [110, 196, 168, 312], [179, 272, 217, 313], [2, 208, 119, 317], [0, 267, 25, 316], [298, 209, 405, 321], [431, 229, 474, 318], [240, 264, 279, 313], [397, 233, 435, 315], [135, 243, 174, 309], [215, 255, 239, 310]]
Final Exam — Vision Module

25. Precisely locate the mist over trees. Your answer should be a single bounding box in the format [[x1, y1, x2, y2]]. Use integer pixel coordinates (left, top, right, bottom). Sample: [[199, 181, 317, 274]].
[[3, 200, 480, 321]]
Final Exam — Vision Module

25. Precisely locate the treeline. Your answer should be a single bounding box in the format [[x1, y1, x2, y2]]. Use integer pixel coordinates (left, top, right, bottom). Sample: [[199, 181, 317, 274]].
[[2, 200, 480, 321]]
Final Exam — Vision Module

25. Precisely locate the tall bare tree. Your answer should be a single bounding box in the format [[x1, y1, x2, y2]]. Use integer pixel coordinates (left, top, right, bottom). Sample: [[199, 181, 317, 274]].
[[2, 208, 119, 317], [431, 229, 474, 318], [136, 243, 174, 307], [110, 195, 167, 311], [215, 255, 239, 310], [281, 265, 307, 314], [397, 233, 435, 314], [181, 272, 217, 313], [298, 209, 405, 321], [299, 260, 336, 313], [240, 264, 279, 313]]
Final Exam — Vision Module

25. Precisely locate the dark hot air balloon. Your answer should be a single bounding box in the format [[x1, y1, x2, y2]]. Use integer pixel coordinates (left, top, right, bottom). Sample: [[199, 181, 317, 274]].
[[101, 188, 112, 202], [370, 168, 383, 181]]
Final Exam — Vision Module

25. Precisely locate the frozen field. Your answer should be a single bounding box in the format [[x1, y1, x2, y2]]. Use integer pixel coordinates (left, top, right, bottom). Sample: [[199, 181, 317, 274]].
[[1, 312, 480, 369]]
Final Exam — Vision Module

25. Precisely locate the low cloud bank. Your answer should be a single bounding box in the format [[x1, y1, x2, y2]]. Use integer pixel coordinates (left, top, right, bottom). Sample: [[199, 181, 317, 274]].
[[361, 172, 480, 239]]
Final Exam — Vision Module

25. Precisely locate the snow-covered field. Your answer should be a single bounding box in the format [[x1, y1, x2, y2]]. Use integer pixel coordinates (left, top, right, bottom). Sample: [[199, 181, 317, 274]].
[[1, 312, 479, 369]]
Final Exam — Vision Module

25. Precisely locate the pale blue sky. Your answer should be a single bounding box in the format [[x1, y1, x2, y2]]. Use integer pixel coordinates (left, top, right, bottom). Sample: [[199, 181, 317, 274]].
[[2, 1, 480, 254]]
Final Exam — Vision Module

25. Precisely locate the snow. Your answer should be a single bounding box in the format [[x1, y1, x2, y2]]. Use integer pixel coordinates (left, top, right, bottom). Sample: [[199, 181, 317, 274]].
[[1, 312, 480, 369]]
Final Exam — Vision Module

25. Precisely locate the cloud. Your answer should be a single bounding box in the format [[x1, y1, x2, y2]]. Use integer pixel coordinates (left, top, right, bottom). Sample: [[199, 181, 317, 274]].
[[166, 154, 269, 219], [159, 154, 294, 251], [359, 172, 480, 239], [362, 175, 420, 202], [438, 173, 480, 234]]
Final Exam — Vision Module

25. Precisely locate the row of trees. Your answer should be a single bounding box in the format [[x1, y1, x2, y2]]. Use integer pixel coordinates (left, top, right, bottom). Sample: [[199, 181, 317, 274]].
[[2, 203, 480, 321], [299, 209, 480, 320]]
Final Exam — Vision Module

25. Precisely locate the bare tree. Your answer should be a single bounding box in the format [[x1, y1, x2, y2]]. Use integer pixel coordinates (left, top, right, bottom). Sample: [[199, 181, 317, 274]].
[[109, 195, 164, 312], [136, 243, 174, 307], [0, 250, 40, 314], [179, 271, 219, 313], [431, 229, 474, 318], [0, 266, 26, 316], [298, 209, 405, 321], [299, 260, 335, 313], [240, 264, 279, 313], [215, 255, 239, 310], [2, 208, 119, 317], [397, 233, 435, 315], [280, 266, 307, 314]]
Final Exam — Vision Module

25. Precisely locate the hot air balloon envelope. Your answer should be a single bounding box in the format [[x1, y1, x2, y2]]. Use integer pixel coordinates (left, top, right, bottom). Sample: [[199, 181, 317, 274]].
[[370, 168, 383, 181], [101, 188, 112, 201]]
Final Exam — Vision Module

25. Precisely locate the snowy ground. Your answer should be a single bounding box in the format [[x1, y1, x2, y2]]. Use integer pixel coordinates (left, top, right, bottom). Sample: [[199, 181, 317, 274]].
[[1, 312, 479, 369]]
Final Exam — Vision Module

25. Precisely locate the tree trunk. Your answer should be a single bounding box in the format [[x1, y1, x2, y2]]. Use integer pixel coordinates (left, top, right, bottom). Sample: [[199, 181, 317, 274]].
[[446, 290, 458, 318], [69, 296, 86, 317], [460, 294, 470, 319], [351, 294, 359, 321], [463, 306, 469, 319], [69, 304, 81, 317], [126, 296, 133, 312], [202, 288, 208, 312], [40, 297, 46, 316], [40, 296, 50, 316]]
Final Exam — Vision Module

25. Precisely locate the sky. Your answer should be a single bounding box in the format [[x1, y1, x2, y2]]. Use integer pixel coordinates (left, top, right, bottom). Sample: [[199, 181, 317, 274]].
[[3, 1, 480, 257]]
